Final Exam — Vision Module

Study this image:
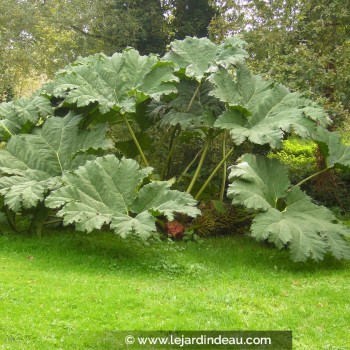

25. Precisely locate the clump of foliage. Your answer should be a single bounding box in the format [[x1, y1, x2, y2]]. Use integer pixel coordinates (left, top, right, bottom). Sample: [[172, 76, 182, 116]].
[[269, 138, 318, 182], [0, 37, 350, 262]]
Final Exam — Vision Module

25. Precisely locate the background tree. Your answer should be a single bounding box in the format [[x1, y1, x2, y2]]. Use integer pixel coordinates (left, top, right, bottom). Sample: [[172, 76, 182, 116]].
[[0, 0, 168, 100], [39, 0, 167, 55], [210, 0, 350, 125], [0, 0, 41, 100], [165, 0, 216, 39]]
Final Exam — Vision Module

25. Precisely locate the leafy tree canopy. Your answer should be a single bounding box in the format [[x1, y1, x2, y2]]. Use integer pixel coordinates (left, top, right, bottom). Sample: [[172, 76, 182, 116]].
[[165, 0, 216, 39], [210, 0, 350, 124]]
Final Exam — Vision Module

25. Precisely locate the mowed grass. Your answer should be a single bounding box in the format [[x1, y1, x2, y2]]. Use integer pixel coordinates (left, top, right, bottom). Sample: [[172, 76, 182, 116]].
[[0, 230, 349, 350]]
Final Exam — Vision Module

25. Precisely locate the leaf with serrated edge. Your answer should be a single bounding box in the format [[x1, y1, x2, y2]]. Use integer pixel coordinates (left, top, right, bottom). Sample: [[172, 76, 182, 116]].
[[43, 49, 178, 116], [0, 112, 112, 211], [251, 187, 350, 262], [163, 37, 248, 81], [0, 96, 53, 141], [213, 65, 331, 148], [0, 175, 57, 212], [131, 181, 200, 220], [228, 155, 350, 261], [46, 156, 199, 238], [228, 154, 290, 211], [111, 212, 156, 239]]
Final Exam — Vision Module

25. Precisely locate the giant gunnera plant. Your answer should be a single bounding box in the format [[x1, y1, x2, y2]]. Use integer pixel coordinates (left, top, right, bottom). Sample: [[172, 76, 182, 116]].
[[0, 37, 349, 262]]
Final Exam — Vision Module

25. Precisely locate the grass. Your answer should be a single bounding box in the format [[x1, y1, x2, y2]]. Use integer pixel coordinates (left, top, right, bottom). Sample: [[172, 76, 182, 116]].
[[0, 229, 349, 349]]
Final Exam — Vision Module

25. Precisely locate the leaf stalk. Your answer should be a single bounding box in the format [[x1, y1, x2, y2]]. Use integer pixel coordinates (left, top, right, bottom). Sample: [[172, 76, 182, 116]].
[[123, 115, 150, 167], [177, 149, 202, 184], [185, 83, 201, 113], [186, 137, 211, 194], [162, 82, 201, 179], [161, 124, 181, 179], [219, 131, 228, 201], [292, 165, 335, 190], [195, 147, 234, 200]]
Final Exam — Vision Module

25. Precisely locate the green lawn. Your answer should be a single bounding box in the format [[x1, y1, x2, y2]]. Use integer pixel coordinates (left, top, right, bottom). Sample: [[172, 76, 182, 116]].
[[0, 230, 349, 349]]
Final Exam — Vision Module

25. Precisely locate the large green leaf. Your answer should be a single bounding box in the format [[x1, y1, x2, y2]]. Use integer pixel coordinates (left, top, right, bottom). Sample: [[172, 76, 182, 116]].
[[213, 65, 331, 148], [163, 37, 248, 82], [208, 68, 243, 108], [0, 96, 53, 141], [315, 127, 350, 168], [43, 49, 179, 115], [131, 181, 200, 220], [251, 187, 350, 262], [227, 154, 290, 211], [228, 154, 350, 261], [0, 113, 112, 211], [45, 156, 200, 237]]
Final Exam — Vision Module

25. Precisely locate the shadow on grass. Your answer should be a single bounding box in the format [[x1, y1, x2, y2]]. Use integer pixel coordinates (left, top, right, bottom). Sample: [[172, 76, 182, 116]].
[[0, 228, 349, 278]]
